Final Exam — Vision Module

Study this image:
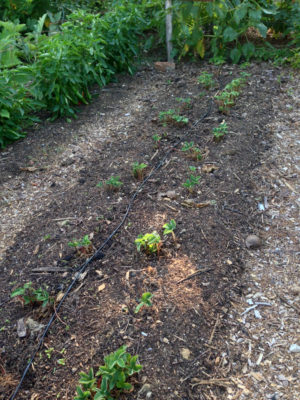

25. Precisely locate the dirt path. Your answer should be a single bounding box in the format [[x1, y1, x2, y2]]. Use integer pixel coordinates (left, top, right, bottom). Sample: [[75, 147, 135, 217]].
[[0, 61, 299, 400]]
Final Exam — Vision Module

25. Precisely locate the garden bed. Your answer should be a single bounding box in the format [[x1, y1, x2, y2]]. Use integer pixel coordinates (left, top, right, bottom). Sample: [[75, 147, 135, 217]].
[[0, 60, 280, 399]]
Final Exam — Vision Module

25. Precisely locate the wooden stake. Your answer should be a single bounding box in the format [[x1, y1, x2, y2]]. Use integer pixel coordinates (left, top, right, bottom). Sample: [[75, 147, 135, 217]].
[[165, 0, 173, 62]]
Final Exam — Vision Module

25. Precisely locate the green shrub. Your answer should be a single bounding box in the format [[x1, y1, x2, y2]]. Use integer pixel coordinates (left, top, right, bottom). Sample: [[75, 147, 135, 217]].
[[0, 67, 43, 148]]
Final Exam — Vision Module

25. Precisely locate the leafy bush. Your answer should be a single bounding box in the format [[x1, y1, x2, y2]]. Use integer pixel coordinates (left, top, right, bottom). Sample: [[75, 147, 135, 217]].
[[0, 67, 43, 147]]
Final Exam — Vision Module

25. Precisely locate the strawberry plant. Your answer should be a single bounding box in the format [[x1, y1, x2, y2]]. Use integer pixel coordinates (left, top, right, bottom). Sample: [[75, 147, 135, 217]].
[[163, 219, 176, 240], [181, 141, 202, 161], [97, 176, 123, 192], [11, 282, 53, 308], [134, 292, 153, 314], [183, 166, 201, 193], [213, 121, 228, 141], [197, 72, 216, 89], [159, 109, 188, 127], [75, 345, 142, 400], [135, 232, 161, 255], [132, 162, 147, 181], [68, 235, 93, 255]]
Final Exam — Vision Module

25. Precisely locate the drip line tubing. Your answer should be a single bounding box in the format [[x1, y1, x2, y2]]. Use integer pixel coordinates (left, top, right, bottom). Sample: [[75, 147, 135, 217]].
[[9, 99, 212, 400]]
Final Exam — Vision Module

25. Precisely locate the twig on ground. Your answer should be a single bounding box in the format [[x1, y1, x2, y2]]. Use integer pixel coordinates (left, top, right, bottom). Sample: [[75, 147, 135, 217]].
[[176, 268, 212, 284]]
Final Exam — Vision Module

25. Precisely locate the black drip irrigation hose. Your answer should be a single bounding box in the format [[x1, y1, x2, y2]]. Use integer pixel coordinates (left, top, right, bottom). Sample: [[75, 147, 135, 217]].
[[9, 99, 213, 400]]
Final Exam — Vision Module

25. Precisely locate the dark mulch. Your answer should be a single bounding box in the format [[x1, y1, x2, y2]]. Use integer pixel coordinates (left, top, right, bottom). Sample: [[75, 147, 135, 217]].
[[0, 60, 279, 400]]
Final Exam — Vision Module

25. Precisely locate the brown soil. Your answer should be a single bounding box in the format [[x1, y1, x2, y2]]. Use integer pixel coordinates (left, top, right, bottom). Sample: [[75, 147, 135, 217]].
[[0, 61, 285, 400]]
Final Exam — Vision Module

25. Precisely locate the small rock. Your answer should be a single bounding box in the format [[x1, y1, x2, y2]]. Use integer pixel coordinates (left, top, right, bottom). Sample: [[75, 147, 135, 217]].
[[289, 344, 300, 353], [180, 348, 191, 360], [154, 61, 175, 72], [26, 318, 45, 336], [290, 286, 300, 296], [245, 234, 261, 249], [162, 337, 169, 344], [165, 190, 177, 199], [138, 383, 152, 396], [17, 318, 27, 338]]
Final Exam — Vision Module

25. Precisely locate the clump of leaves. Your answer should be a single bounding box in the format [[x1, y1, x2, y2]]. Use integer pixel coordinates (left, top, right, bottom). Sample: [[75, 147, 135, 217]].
[[11, 282, 53, 308], [159, 109, 188, 127], [175, 97, 191, 110], [132, 162, 147, 181], [75, 345, 142, 400], [152, 133, 161, 148], [163, 219, 176, 240], [197, 72, 216, 89], [213, 121, 228, 141], [214, 91, 236, 114], [183, 166, 201, 193], [135, 231, 162, 255], [135, 292, 153, 314], [97, 176, 123, 192], [68, 234, 93, 256], [181, 141, 202, 161]]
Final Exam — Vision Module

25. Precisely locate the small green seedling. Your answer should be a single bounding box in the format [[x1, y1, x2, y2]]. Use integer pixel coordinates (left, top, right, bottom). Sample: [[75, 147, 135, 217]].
[[132, 162, 147, 181], [183, 166, 201, 193], [152, 134, 162, 148], [11, 282, 53, 308], [213, 121, 228, 141], [57, 359, 66, 366], [68, 235, 91, 248], [97, 176, 123, 191], [135, 292, 153, 313], [68, 235, 93, 256], [159, 109, 188, 127], [45, 348, 54, 359], [181, 141, 202, 161], [214, 91, 235, 113], [75, 346, 142, 400], [163, 219, 176, 240], [175, 97, 191, 110], [197, 72, 216, 89], [135, 231, 162, 255]]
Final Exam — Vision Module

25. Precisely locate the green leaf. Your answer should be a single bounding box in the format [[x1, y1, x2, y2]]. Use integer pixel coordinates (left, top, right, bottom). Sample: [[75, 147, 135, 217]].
[[249, 9, 262, 21], [242, 42, 255, 60], [234, 4, 248, 24], [230, 48, 242, 64], [223, 27, 238, 42], [0, 109, 10, 119], [256, 23, 267, 38]]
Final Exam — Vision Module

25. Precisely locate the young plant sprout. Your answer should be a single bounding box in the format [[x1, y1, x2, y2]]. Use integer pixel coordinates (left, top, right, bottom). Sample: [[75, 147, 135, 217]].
[[213, 121, 228, 141], [159, 109, 188, 127], [132, 162, 147, 181], [163, 219, 176, 240], [11, 282, 53, 308], [68, 235, 93, 256], [135, 231, 162, 255], [135, 292, 153, 313], [197, 72, 216, 89], [152, 133, 161, 148], [97, 176, 123, 191], [183, 166, 201, 193], [75, 346, 142, 400], [175, 97, 191, 110], [181, 141, 202, 161]]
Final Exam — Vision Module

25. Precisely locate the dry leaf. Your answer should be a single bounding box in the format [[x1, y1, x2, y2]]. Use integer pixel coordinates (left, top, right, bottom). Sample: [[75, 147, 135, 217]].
[[202, 164, 219, 173], [33, 245, 39, 255], [180, 348, 191, 360], [56, 292, 64, 302], [20, 166, 38, 172], [98, 283, 106, 292]]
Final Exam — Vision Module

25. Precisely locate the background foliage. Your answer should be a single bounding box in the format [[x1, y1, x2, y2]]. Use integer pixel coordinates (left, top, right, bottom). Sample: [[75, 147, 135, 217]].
[[0, 0, 299, 147]]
